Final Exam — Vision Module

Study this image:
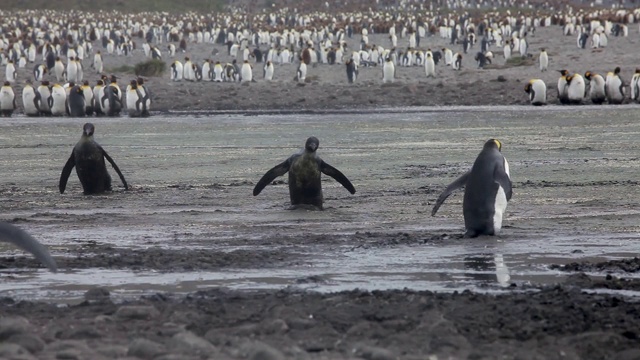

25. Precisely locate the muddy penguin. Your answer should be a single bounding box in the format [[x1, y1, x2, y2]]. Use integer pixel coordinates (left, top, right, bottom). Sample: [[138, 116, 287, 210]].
[[431, 139, 512, 238], [59, 123, 129, 195], [253, 136, 356, 210], [0, 222, 58, 272]]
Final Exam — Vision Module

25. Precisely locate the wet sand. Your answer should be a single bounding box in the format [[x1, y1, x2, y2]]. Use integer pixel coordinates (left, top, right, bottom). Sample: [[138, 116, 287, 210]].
[[2, 107, 640, 358]]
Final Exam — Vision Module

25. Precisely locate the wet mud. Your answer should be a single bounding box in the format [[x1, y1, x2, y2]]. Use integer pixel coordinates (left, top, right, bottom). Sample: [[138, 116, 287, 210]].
[[2, 107, 640, 358]]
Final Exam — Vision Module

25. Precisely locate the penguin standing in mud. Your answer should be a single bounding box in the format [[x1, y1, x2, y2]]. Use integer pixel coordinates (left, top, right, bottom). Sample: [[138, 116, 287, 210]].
[[49, 84, 67, 116], [5, 60, 17, 83], [524, 79, 547, 106], [0, 81, 16, 117], [565, 72, 585, 104], [59, 123, 128, 195], [67, 85, 86, 117], [240, 60, 253, 82], [0, 222, 58, 272], [263, 61, 274, 81], [253, 136, 356, 210], [452, 53, 462, 70], [126, 79, 144, 117], [346, 58, 358, 83], [557, 70, 570, 104], [425, 51, 435, 77], [431, 139, 512, 238], [539, 49, 548, 72]]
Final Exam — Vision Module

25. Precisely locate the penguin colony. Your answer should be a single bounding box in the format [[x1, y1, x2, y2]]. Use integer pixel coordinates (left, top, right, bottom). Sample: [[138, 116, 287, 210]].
[[1, 4, 640, 114], [1, 3, 640, 270]]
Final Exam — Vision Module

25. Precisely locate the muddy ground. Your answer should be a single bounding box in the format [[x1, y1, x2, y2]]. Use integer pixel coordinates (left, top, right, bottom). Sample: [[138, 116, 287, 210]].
[[2, 107, 640, 358]]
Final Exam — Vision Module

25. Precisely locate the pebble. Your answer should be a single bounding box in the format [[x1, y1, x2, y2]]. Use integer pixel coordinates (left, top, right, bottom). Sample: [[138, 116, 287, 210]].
[[114, 305, 160, 320], [5, 333, 46, 353], [0, 316, 32, 340], [127, 338, 167, 359], [242, 341, 286, 360], [0, 343, 36, 360], [170, 331, 216, 355]]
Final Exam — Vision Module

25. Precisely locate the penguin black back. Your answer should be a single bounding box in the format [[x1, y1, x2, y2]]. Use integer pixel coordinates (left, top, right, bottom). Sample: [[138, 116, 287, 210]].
[[253, 136, 356, 210]]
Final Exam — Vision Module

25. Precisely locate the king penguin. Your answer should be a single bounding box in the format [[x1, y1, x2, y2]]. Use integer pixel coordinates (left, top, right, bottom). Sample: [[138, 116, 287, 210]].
[[240, 60, 253, 82], [0, 222, 58, 272], [630, 68, 640, 103], [33, 64, 47, 81], [67, 85, 86, 117], [539, 48, 548, 72], [584, 71, 606, 104], [253, 136, 356, 210], [382, 57, 395, 83], [605, 67, 625, 104], [49, 83, 67, 116], [22, 81, 41, 116], [524, 79, 547, 106], [425, 51, 436, 77], [346, 58, 358, 83], [263, 61, 274, 81], [297, 61, 307, 83], [5, 60, 16, 83], [59, 123, 129, 195], [0, 81, 16, 116], [431, 139, 512, 238]]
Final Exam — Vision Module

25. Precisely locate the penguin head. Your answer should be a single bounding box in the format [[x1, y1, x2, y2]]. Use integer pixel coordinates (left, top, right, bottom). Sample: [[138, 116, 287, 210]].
[[584, 71, 592, 80], [130, 80, 137, 88], [485, 139, 502, 151], [524, 82, 532, 93], [96, 80, 104, 86], [83, 123, 95, 137], [636, 68, 640, 74], [3, 81, 9, 86], [305, 136, 319, 152], [137, 77, 144, 85], [614, 66, 621, 75], [558, 69, 569, 77]]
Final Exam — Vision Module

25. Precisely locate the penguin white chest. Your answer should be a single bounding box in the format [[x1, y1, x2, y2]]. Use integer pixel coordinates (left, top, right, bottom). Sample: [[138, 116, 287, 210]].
[[493, 158, 510, 234]]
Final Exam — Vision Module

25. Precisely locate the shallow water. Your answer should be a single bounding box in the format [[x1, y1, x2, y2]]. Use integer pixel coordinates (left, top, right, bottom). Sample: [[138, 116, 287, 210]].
[[2, 105, 640, 302]]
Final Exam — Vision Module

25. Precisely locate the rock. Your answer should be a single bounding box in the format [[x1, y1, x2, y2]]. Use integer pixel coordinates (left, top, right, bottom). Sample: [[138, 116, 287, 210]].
[[127, 338, 167, 359], [0, 343, 36, 360], [261, 319, 288, 334], [169, 331, 216, 355], [0, 316, 31, 340], [355, 344, 397, 360], [5, 333, 45, 353], [242, 341, 285, 360], [114, 305, 160, 320], [95, 344, 128, 358], [84, 287, 111, 303]]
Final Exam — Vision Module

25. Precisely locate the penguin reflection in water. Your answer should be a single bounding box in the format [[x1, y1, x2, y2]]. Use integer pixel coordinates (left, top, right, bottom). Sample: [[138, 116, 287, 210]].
[[253, 137, 356, 210], [431, 139, 512, 238], [0, 222, 57, 272], [59, 123, 129, 195]]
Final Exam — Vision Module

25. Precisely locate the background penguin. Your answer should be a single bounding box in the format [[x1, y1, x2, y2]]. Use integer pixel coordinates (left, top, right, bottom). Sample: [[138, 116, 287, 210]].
[[81, 81, 94, 115], [0, 81, 16, 117], [54, 57, 65, 81], [22, 81, 41, 116], [297, 61, 307, 83], [452, 53, 462, 70], [103, 76, 123, 116], [557, 70, 570, 104], [93, 79, 105, 116], [126, 79, 143, 117], [0, 222, 58, 272], [67, 85, 86, 117], [346, 58, 358, 83], [170, 60, 183, 81], [37, 81, 52, 115], [5, 60, 16, 83], [443, 48, 453, 65], [382, 57, 395, 83], [524, 79, 547, 106], [431, 139, 512, 238], [49, 84, 67, 116], [33, 64, 47, 81], [584, 71, 606, 104], [213, 61, 224, 82], [566, 73, 585, 104], [93, 51, 103, 73], [59, 123, 128, 195], [240, 60, 253, 82], [136, 77, 151, 116], [253, 136, 356, 210], [263, 61, 274, 81], [474, 52, 488, 69], [605, 67, 624, 104], [425, 51, 435, 77], [539, 49, 548, 72], [631, 69, 640, 103]]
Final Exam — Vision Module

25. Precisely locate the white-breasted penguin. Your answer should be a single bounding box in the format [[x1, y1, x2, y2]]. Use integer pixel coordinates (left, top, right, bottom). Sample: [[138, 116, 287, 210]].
[[565, 73, 585, 105], [539, 49, 548, 72], [5, 60, 16, 83], [37, 81, 52, 115], [452, 53, 462, 70], [425, 51, 435, 77], [240, 60, 253, 82], [346, 59, 358, 83], [557, 70, 570, 104], [49, 84, 67, 116], [54, 57, 65, 81], [22, 81, 41, 116], [382, 57, 395, 83], [432, 139, 512, 238], [171, 60, 184, 81], [584, 71, 606, 104], [524, 79, 546, 106], [631, 69, 640, 103], [263, 61, 274, 81], [33, 64, 47, 81], [605, 67, 624, 104], [297, 61, 307, 83], [0, 81, 16, 116], [213, 61, 224, 82]]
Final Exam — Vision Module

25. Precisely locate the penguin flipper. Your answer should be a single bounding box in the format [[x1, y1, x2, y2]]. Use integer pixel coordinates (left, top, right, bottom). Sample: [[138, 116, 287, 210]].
[[493, 164, 512, 200], [101, 147, 128, 190], [253, 159, 291, 196], [59, 152, 76, 194], [431, 171, 470, 216], [320, 161, 356, 194], [0, 222, 58, 273]]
